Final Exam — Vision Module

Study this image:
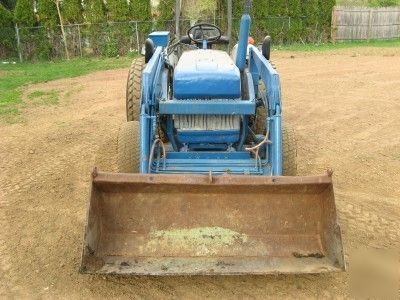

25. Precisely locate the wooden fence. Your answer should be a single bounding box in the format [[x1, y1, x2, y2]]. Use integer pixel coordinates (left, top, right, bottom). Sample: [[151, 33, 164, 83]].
[[331, 6, 400, 42]]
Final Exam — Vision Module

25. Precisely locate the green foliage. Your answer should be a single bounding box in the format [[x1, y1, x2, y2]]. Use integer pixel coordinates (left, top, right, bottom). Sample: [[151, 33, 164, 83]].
[[107, 0, 129, 21], [16, 27, 53, 61], [336, 0, 400, 6], [268, 0, 287, 16], [182, 0, 217, 21], [232, 0, 245, 17], [84, 0, 106, 56], [85, 0, 106, 23], [274, 38, 400, 51], [370, 0, 400, 5], [156, 0, 175, 30], [14, 0, 36, 26], [27, 89, 59, 105], [1, 0, 16, 10], [6, 0, 339, 61], [37, 0, 58, 29], [130, 0, 152, 41], [158, 0, 175, 21], [288, 0, 302, 17], [62, 0, 83, 24], [129, 0, 151, 21], [101, 24, 132, 57], [0, 4, 16, 58], [251, 0, 269, 39]]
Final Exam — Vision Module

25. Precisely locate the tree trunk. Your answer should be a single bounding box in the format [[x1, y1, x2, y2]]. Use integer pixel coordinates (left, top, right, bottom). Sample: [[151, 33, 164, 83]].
[[55, 0, 70, 60]]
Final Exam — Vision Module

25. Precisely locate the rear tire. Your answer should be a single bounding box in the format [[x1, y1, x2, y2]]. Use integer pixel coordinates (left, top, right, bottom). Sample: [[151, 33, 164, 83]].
[[253, 80, 267, 135], [282, 125, 297, 176], [117, 121, 140, 173], [254, 106, 267, 135], [94, 130, 118, 172], [126, 57, 145, 121]]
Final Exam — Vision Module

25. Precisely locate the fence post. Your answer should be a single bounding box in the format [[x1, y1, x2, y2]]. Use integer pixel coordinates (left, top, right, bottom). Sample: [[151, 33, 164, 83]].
[[368, 9, 373, 41], [135, 21, 140, 52], [175, 0, 181, 38], [227, 0, 232, 51], [331, 7, 337, 44], [15, 24, 23, 63], [55, 0, 70, 60], [77, 24, 83, 57]]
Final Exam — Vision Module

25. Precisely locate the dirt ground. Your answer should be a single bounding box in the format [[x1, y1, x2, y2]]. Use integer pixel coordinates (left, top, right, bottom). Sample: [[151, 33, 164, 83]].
[[1, 47, 399, 299]]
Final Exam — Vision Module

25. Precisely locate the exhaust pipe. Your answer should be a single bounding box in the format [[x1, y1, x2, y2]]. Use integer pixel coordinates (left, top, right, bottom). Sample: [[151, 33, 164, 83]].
[[235, 0, 252, 71]]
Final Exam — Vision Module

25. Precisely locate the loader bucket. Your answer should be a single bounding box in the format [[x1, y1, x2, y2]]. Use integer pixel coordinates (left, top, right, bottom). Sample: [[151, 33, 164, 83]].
[[80, 172, 345, 275]]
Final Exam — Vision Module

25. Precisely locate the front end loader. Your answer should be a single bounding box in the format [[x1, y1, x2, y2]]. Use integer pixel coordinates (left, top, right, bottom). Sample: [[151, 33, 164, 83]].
[[80, 1, 345, 275]]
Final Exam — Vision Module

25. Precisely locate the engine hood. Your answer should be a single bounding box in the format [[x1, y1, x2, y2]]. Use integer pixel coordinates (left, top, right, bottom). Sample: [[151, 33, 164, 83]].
[[173, 50, 241, 99]]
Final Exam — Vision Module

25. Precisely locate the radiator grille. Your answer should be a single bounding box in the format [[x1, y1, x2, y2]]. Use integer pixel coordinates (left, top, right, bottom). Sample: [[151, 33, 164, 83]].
[[174, 115, 241, 131]]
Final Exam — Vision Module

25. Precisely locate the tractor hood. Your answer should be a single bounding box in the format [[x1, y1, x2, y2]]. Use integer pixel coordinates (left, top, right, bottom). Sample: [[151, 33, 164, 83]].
[[173, 50, 241, 99]]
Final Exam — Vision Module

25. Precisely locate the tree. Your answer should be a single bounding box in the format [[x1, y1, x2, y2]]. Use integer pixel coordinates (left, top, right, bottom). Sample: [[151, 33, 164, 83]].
[[129, 0, 151, 21], [54, 0, 69, 59], [14, 0, 36, 26], [302, 0, 320, 41], [62, 0, 83, 24], [37, 0, 58, 28], [252, 0, 269, 34], [84, 0, 105, 23], [157, 0, 175, 21], [0, 3, 16, 58], [107, 0, 129, 21], [129, 0, 151, 40], [182, 0, 216, 23], [1, 0, 16, 10], [268, 0, 287, 16], [154, 0, 174, 32]]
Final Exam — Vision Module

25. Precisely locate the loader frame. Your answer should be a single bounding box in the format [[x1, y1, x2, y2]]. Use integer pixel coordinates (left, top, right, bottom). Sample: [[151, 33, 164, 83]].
[[139, 43, 283, 175], [79, 1, 345, 276]]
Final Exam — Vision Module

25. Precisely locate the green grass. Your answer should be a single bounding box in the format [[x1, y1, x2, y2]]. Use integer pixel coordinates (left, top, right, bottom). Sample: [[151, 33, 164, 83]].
[[273, 39, 400, 52], [336, 0, 400, 7], [27, 90, 60, 105], [0, 56, 133, 121]]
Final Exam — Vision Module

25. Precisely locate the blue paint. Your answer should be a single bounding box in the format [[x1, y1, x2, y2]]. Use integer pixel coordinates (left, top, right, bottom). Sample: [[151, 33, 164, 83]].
[[177, 130, 240, 144], [173, 50, 241, 99], [248, 45, 281, 115], [159, 99, 255, 115], [235, 14, 251, 71], [166, 152, 251, 160], [150, 158, 269, 175], [137, 7, 284, 176], [140, 106, 150, 173], [149, 31, 170, 48], [270, 110, 282, 175]]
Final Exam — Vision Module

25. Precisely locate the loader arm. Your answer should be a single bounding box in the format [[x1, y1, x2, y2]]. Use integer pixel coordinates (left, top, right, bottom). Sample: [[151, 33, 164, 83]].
[[249, 45, 283, 175], [80, 1, 345, 276]]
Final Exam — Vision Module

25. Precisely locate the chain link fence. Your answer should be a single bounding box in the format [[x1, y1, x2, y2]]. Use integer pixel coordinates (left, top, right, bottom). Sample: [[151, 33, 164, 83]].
[[15, 16, 307, 61]]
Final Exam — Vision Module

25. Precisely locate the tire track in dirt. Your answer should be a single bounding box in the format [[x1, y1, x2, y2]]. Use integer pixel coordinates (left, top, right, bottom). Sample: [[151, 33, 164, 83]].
[[1, 50, 400, 299]]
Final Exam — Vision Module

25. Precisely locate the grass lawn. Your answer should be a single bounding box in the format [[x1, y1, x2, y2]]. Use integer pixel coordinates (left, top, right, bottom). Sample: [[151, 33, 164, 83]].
[[1, 39, 399, 121], [0, 56, 134, 121], [273, 39, 400, 51], [336, 0, 400, 6]]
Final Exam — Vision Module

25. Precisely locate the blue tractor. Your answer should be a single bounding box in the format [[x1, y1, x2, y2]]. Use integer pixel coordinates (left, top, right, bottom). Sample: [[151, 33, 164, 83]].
[[81, 2, 345, 275]]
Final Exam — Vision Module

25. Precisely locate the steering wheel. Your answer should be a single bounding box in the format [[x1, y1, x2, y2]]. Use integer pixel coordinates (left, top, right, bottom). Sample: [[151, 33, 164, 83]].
[[187, 23, 222, 44]]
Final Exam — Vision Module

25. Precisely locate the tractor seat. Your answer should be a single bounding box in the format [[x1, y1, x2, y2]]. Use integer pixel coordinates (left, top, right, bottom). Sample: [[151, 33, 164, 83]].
[[173, 50, 241, 99]]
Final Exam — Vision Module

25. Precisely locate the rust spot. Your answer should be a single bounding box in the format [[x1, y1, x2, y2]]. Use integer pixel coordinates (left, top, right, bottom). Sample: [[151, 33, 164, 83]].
[[292, 252, 325, 259], [161, 265, 168, 271]]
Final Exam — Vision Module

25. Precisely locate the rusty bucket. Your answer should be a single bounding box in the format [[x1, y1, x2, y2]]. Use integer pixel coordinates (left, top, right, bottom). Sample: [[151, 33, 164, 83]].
[[80, 172, 345, 275]]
